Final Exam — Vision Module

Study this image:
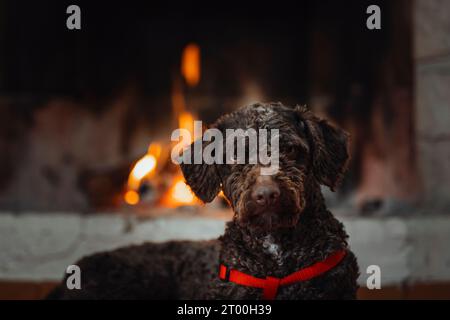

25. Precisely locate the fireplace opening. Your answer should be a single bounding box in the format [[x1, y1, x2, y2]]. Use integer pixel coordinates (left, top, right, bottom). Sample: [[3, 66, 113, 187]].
[[0, 0, 436, 217]]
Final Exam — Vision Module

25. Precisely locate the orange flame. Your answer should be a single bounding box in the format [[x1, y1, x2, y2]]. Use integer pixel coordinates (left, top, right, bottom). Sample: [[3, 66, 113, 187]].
[[181, 43, 201, 87], [162, 176, 200, 207], [171, 179, 195, 204], [158, 108, 201, 207], [124, 142, 162, 205], [125, 44, 202, 208], [124, 190, 140, 205], [161, 110, 201, 207], [178, 111, 195, 142]]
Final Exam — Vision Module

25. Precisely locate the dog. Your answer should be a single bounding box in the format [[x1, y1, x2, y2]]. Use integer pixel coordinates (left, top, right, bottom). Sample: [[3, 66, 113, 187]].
[[48, 102, 359, 300]]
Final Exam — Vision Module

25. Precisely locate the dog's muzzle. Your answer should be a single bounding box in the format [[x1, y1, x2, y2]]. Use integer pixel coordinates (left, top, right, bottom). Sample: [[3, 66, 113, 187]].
[[250, 175, 281, 208]]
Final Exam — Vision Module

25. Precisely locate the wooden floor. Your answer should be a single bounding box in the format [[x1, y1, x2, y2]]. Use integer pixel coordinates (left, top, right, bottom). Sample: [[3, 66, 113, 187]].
[[357, 283, 450, 299], [0, 281, 58, 300], [1, 281, 450, 300]]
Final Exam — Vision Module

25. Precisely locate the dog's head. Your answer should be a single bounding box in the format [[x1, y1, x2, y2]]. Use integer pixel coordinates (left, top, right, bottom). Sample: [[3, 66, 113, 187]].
[[180, 102, 349, 232]]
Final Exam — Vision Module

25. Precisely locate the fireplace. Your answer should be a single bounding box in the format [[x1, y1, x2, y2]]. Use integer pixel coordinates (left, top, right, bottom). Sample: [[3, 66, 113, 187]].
[[0, 0, 424, 216]]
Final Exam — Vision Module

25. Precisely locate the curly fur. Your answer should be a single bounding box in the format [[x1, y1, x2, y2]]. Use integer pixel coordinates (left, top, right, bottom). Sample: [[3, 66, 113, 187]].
[[48, 102, 359, 300]]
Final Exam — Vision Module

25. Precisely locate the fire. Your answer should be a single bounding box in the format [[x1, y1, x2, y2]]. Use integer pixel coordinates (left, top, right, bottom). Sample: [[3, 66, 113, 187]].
[[130, 155, 156, 181], [178, 111, 195, 143], [158, 111, 201, 207], [181, 43, 201, 87], [147, 143, 162, 158], [124, 142, 161, 205], [162, 176, 199, 207], [124, 44, 203, 208], [124, 190, 140, 205], [172, 179, 195, 204]]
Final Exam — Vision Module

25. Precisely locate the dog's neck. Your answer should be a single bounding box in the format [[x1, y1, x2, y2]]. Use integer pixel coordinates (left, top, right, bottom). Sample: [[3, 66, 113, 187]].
[[222, 208, 322, 260], [219, 187, 347, 276]]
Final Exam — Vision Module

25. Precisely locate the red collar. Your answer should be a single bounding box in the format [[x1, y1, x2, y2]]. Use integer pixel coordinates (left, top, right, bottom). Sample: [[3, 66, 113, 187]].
[[219, 250, 346, 300]]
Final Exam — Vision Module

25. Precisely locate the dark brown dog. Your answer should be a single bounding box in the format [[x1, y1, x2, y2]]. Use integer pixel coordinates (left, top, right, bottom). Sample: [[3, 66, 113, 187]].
[[48, 102, 359, 300]]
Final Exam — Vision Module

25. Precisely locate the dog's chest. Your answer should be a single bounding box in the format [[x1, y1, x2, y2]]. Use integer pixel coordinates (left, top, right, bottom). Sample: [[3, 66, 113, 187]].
[[262, 235, 286, 267]]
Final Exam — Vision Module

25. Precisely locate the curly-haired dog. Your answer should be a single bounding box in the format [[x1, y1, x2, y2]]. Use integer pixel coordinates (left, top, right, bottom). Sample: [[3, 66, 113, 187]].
[[48, 102, 359, 300]]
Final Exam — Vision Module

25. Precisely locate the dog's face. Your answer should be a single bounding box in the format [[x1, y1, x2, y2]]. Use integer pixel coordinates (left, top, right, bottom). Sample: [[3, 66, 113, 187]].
[[180, 102, 349, 233]]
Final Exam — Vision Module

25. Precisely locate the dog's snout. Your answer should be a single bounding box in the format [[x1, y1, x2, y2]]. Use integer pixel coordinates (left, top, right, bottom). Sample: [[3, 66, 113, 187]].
[[252, 185, 280, 206], [251, 176, 280, 206]]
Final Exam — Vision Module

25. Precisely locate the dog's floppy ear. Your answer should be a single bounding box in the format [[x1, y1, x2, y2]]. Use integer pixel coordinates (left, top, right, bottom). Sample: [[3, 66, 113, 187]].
[[179, 139, 221, 203], [296, 106, 350, 191]]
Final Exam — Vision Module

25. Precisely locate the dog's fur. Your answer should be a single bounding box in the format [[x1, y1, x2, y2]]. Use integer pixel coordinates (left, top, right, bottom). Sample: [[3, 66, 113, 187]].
[[48, 102, 359, 300]]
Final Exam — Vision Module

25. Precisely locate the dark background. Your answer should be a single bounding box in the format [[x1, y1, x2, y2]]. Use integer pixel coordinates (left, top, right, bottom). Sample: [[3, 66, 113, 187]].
[[1, 0, 393, 103]]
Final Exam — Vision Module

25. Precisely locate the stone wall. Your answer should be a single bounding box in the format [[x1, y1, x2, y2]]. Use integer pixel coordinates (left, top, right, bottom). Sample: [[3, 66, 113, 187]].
[[415, 0, 450, 210]]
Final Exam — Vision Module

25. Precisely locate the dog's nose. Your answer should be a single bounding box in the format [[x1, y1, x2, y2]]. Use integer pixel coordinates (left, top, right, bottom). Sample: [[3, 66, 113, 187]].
[[252, 186, 280, 206], [251, 177, 280, 206]]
